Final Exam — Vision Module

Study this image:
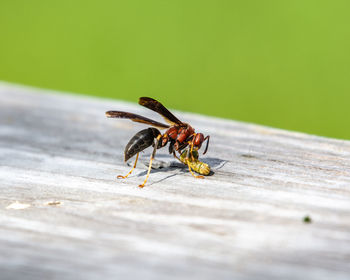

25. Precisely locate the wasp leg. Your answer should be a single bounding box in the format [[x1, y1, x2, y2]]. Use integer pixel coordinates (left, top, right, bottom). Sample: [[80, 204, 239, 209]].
[[185, 146, 204, 179], [139, 135, 162, 188], [117, 153, 139, 179], [173, 151, 182, 162], [188, 134, 197, 161], [190, 134, 195, 152]]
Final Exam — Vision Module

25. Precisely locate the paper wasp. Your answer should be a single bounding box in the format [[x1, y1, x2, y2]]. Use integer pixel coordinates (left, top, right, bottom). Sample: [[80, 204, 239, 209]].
[[106, 97, 210, 188]]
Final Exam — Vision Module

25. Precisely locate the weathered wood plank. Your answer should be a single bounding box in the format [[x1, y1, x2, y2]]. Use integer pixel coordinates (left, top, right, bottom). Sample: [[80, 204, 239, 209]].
[[0, 82, 349, 280]]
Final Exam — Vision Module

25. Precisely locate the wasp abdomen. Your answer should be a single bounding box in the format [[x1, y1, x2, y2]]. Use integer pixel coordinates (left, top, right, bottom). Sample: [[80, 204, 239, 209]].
[[124, 128, 161, 162]]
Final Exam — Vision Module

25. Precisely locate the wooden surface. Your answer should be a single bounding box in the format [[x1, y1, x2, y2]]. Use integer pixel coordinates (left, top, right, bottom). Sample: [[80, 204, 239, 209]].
[[0, 82, 350, 280]]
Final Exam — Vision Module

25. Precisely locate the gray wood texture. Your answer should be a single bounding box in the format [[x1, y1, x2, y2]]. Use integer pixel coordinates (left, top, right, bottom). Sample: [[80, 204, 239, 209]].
[[0, 82, 349, 280]]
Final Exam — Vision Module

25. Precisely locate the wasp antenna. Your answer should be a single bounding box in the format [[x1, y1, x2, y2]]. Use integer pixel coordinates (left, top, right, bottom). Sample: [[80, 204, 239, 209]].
[[203, 135, 210, 155]]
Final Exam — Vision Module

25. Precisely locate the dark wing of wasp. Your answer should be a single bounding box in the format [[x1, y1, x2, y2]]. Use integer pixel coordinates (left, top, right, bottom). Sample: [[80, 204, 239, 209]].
[[105, 111, 170, 129], [139, 97, 182, 126]]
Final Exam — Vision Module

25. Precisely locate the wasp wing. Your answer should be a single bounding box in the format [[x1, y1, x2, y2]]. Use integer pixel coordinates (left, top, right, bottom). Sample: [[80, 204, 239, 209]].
[[106, 111, 169, 129], [139, 97, 182, 125]]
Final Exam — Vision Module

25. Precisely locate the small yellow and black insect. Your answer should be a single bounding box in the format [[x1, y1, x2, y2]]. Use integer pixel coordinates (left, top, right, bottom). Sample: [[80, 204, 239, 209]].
[[179, 150, 210, 176]]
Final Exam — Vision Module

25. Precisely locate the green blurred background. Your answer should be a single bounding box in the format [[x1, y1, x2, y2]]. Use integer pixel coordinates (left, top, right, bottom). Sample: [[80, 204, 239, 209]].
[[1, 1, 349, 139]]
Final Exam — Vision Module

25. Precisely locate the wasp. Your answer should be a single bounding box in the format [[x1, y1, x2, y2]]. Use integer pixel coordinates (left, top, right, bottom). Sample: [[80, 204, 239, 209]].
[[106, 97, 210, 188]]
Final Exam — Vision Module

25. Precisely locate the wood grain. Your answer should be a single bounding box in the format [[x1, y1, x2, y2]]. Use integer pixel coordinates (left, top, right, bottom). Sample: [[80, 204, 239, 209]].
[[0, 82, 349, 280]]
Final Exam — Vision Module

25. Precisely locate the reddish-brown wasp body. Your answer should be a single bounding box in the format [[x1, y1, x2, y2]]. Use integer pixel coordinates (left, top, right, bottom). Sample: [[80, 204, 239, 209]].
[[106, 97, 210, 188]]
